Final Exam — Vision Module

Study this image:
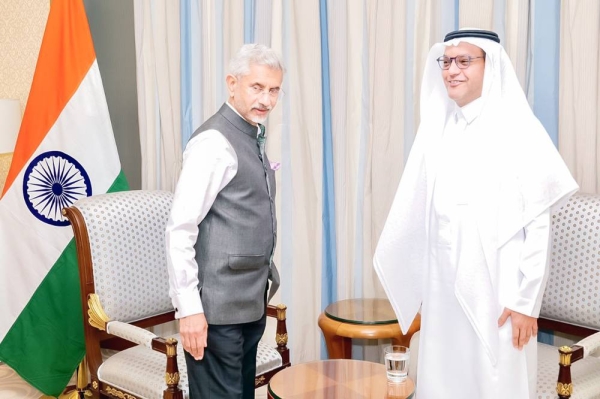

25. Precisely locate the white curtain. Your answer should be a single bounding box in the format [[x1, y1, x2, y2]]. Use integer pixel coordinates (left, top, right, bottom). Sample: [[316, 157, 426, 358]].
[[133, 0, 182, 336], [559, 0, 600, 194], [132, 0, 596, 365], [134, 0, 182, 191]]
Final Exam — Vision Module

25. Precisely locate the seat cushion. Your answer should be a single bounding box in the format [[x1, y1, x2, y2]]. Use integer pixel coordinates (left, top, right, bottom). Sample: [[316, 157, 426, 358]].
[[98, 334, 283, 398], [255, 340, 283, 375], [537, 342, 600, 399], [77, 190, 175, 323], [540, 194, 600, 331], [98, 339, 190, 399]]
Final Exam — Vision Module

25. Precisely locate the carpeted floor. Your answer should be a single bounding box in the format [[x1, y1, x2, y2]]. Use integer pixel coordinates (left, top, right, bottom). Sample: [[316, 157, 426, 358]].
[[0, 318, 275, 398], [0, 363, 45, 398], [0, 362, 268, 399]]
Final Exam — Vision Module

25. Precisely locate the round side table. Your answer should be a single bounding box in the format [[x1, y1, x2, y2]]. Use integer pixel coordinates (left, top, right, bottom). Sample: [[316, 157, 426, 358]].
[[267, 359, 415, 399], [318, 298, 420, 359]]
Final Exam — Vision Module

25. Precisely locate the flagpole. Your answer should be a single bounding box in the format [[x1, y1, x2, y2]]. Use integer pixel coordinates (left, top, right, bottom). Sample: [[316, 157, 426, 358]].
[[0, 98, 21, 195], [39, 359, 90, 399]]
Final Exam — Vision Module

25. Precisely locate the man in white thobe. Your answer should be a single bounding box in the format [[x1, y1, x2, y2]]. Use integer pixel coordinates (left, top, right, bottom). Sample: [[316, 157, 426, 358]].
[[374, 29, 578, 398]]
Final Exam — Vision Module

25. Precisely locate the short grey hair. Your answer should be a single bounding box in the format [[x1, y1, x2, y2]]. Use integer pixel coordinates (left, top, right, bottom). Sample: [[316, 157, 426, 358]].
[[229, 44, 285, 77]]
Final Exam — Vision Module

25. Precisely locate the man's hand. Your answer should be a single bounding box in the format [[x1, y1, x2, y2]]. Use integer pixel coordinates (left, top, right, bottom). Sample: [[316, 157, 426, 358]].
[[180, 313, 208, 360], [498, 308, 538, 350]]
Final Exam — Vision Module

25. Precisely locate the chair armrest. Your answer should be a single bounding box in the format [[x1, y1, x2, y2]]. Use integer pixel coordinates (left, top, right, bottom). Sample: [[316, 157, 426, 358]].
[[106, 321, 183, 398], [576, 330, 600, 358], [106, 321, 158, 348], [266, 304, 288, 346], [556, 341, 588, 399], [266, 304, 290, 366]]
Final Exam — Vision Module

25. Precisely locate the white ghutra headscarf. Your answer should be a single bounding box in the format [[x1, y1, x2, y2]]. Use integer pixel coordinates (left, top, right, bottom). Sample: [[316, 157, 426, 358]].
[[373, 29, 578, 365]]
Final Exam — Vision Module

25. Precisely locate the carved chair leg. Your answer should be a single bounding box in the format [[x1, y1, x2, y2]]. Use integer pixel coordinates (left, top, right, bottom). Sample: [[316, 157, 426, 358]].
[[556, 346, 573, 399], [163, 338, 184, 399]]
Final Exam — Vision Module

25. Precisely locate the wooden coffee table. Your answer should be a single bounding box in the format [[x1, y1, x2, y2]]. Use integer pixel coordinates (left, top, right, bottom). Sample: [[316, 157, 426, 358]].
[[318, 298, 420, 359], [267, 359, 414, 399]]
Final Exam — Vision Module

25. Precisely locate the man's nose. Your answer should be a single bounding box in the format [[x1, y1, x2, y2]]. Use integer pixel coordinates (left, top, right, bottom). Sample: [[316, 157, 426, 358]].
[[447, 59, 461, 74], [258, 92, 276, 106]]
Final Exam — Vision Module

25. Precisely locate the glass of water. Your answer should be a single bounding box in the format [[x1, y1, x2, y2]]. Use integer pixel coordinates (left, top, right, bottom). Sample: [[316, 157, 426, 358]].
[[383, 345, 410, 383]]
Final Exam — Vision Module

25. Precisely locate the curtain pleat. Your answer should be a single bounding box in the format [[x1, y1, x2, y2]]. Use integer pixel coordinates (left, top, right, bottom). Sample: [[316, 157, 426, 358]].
[[130, 0, 596, 368], [559, 0, 600, 193], [134, 0, 181, 191], [504, 0, 531, 91], [459, 0, 494, 29], [284, 0, 324, 363]]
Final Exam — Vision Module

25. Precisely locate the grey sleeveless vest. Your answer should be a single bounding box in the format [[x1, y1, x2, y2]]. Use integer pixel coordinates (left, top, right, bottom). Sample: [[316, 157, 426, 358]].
[[190, 104, 279, 325]]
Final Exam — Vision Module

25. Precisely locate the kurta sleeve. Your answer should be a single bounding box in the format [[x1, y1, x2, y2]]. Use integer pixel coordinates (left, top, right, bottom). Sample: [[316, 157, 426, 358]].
[[165, 130, 238, 319], [506, 208, 552, 317]]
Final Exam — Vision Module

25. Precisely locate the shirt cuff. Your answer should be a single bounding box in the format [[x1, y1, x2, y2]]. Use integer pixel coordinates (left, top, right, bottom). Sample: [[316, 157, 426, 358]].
[[505, 295, 538, 318], [172, 288, 204, 319]]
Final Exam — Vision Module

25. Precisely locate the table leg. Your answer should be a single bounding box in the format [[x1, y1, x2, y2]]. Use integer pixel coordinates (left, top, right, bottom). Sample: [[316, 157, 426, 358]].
[[391, 335, 409, 347], [318, 313, 353, 359], [326, 334, 352, 359]]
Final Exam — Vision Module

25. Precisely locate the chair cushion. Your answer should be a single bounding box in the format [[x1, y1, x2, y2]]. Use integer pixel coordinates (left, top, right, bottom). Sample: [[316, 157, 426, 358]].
[[75, 190, 174, 323], [540, 194, 600, 330], [255, 340, 283, 375], [98, 334, 283, 398], [537, 342, 600, 399]]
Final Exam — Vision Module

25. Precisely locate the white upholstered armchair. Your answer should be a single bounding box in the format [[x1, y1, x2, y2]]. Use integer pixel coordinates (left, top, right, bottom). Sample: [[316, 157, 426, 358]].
[[404, 194, 600, 399], [537, 193, 600, 399], [63, 190, 290, 399]]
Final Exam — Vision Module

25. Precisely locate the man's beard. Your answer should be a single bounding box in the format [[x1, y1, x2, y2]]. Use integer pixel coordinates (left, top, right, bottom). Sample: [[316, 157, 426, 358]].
[[251, 106, 271, 124]]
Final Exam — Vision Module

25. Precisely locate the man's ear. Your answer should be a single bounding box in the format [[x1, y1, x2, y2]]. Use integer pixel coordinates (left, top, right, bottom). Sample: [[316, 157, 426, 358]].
[[226, 74, 237, 97]]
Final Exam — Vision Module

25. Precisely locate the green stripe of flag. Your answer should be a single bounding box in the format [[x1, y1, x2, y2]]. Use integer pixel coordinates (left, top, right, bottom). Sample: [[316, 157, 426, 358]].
[[0, 170, 128, 396]]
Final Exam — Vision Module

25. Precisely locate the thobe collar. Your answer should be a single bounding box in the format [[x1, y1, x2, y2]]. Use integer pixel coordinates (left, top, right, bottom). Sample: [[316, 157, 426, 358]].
[[454, 96, 483, 125]]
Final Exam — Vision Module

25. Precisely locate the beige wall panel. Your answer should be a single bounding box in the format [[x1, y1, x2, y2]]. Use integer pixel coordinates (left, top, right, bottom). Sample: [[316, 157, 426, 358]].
[[0, 0, 49, 112]]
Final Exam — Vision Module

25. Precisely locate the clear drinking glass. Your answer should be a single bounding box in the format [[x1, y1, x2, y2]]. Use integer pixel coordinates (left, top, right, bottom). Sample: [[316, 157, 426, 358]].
[[383, 345, 410, 383]]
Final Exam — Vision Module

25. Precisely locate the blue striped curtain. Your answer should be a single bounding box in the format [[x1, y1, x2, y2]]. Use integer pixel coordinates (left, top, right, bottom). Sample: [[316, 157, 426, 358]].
[[135, 0, 573, 362]]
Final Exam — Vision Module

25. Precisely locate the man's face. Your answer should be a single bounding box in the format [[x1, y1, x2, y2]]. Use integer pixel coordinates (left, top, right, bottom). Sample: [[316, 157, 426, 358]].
[[226, 64, 284, 125], [442, 42, 485, 107]]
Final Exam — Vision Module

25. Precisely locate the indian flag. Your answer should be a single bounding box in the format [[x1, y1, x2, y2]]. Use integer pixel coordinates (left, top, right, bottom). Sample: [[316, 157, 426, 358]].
[[0, 0, 128, 396]]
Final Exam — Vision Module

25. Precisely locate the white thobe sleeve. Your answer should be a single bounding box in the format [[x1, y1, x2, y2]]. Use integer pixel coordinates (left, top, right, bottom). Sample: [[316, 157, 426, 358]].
[[165, 130, 237, 319], [506, 208, 552, 317]]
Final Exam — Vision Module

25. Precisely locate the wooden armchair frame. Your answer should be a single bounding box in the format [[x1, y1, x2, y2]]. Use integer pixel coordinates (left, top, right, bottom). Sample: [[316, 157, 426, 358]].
[[63, 191, 290, 399], [536, 192, 600, 399], [64, 204, 183, 398], [538, 318, 600, 399]]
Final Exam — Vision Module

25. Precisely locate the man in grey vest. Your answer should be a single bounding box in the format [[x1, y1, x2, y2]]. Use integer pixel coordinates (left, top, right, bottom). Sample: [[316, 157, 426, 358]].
[[166, 44, 284, 398]]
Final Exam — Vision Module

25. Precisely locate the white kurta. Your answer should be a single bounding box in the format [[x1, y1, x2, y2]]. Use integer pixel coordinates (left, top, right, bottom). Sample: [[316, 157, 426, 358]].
[[374, 32, 578, 399], [415, 106, 546, 399]]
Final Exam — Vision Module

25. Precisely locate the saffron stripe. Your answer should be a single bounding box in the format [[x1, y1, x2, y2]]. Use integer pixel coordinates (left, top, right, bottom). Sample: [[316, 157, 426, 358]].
[[4, 0, 96, 195], [0, 171, 128, 396]]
